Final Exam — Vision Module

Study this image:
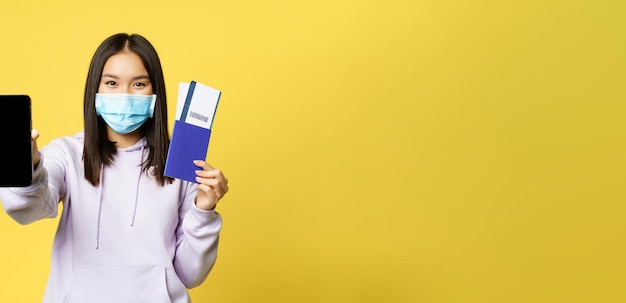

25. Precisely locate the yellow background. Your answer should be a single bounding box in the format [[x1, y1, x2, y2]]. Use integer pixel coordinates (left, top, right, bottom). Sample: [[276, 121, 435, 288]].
[[1, 0, 625, 302]]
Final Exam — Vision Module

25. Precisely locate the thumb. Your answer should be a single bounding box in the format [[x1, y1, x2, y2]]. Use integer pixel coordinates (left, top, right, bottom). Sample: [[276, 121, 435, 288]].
[[32, 129, 39, 141], [32, 129, 41, 166]]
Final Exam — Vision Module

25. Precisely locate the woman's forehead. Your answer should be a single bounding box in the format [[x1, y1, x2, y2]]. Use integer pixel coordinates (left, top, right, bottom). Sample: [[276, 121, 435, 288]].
[[102, 51, 148, 78]]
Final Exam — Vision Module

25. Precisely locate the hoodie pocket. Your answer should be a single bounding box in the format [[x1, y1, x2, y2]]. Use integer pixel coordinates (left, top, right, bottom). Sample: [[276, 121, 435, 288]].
[[63, 265, 172, 303]]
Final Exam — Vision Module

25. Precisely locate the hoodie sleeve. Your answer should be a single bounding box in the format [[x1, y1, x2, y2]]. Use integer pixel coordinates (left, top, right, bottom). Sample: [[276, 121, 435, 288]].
[[0, 151, 65, 225], [172, 182, 222, 288]]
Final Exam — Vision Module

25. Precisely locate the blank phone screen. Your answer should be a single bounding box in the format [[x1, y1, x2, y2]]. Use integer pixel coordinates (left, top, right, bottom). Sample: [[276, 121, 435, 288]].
[[0, 95, 32, 187]]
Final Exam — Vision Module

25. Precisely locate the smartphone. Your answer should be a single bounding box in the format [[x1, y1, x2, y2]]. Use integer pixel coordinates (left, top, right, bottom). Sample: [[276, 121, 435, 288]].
[[0, 95, 33, 187]]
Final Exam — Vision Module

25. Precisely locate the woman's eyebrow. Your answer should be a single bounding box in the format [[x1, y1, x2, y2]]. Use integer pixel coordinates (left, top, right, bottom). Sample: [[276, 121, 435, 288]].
[[101, 74, 150, 80], [132, 75, 151, 80]]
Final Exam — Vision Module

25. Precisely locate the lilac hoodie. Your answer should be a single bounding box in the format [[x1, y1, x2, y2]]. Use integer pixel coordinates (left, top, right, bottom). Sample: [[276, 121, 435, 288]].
[[0, 132, 221, 303]]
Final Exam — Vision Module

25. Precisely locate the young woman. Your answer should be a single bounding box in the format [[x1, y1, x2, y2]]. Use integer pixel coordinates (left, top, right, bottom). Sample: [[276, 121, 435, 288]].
[[0, 33, 228, 302]]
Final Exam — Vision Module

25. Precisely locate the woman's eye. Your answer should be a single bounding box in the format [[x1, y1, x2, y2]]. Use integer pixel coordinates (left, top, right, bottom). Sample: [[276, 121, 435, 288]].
[[134, 82, 147, 87], [105, 81, 116, 86]]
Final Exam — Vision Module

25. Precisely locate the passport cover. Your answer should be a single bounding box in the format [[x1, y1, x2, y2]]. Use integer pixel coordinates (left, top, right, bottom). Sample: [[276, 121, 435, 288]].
[[164, 120, 212, 183]]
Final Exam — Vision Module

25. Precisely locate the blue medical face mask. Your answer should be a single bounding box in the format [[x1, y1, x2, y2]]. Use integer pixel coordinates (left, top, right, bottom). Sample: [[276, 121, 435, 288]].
[[95, 94, 157, 134]]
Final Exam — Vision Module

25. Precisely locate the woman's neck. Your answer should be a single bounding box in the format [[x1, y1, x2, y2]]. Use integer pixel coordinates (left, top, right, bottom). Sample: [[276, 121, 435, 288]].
[[106, 127, 143, 148]]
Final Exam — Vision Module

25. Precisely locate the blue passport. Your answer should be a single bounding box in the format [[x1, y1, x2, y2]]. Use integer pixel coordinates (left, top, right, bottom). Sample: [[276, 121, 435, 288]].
[[164, 120, 212, 183], [164, 81, 221, 183]]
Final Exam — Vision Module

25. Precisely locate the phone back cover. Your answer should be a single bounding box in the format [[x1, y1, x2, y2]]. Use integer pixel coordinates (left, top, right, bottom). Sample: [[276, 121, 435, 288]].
[[0, 95, 33, 187]]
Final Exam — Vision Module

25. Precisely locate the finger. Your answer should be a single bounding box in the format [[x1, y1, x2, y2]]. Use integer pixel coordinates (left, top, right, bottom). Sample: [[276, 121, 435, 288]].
[[196, 183, 219, 202], [195, 168, 223, 179], [193, 160, 214, 170], [199, 173, 228, 194], [32, 129, 39, 150], [31, 129, 41, 167], [196, 176, 225, 191], [32, 129, 40, 140], [197, 182, 225, 200], [196, 177, 228, 197]]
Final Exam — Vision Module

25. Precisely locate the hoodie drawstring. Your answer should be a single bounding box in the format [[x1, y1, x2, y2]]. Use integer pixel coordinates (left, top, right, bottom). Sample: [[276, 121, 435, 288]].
[[130, 145, 146, 227]]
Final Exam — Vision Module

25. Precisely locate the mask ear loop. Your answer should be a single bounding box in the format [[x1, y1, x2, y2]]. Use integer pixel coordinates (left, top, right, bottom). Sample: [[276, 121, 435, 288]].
[[149, 94, 157, 118], [95, 94, 103, 116]]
